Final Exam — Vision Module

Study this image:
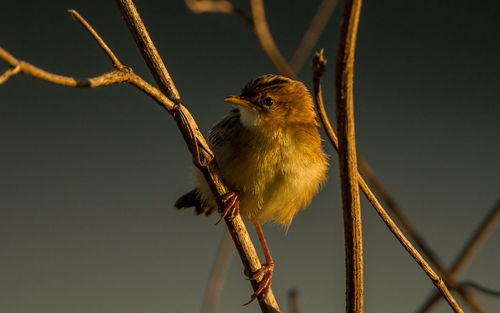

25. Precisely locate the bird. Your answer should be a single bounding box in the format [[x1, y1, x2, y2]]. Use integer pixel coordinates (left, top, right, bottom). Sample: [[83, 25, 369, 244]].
[[175, 74, 328, 301]]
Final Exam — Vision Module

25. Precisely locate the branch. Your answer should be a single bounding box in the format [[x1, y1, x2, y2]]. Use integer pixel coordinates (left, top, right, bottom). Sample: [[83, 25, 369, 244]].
[[200, 231, 234, 313], [335, 0, 364, 311], [289, 0, 339, 74], [449, 199, 500, 280], [459, 281, 500, 297], [356, 159, 448, 275], [417, 199, 500, 313], [113, 1, 280, 312], [185, 0, 252, 26], [249, 0, 295, 79], [0, 5, 279, 312], [288, 289, 299, 313], [312, 50, 464, 313]]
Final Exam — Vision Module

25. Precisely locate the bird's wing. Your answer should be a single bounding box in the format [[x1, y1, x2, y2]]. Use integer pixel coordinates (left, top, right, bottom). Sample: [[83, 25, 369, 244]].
[[208, 108, 241, 147]]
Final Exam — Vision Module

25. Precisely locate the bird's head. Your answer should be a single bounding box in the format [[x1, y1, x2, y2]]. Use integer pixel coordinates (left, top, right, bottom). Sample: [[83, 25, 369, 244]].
[[223, 75, 318, 130]]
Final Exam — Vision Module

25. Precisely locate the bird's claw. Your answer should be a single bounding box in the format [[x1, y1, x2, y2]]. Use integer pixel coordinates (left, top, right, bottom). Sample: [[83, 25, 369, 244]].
[[214, 191, 239, 225], [243, 262, 274, 305]]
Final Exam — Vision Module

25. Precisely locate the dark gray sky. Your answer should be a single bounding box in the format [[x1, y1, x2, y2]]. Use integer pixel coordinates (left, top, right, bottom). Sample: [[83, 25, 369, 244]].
[[1, 1, 499, 313]]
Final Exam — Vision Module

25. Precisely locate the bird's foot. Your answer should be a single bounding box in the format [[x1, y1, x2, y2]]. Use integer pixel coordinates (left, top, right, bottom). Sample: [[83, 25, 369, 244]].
[[243, 262, 274, 305], [214, 191, 239, 225]]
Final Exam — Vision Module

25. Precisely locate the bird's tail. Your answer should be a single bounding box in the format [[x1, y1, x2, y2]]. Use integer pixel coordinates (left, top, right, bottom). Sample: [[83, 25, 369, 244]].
[[174, 189, 216, 216]]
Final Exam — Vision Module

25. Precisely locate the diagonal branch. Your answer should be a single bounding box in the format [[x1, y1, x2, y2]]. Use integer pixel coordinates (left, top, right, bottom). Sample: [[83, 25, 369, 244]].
[[356, 159, 448, 275], [249, 0, 295, 79], [113, 1, 280, 312], [289, 0, 339, 74], [417, 199, 500, 313], [68, 9, 122, 67], [312, 50, 464, 313]]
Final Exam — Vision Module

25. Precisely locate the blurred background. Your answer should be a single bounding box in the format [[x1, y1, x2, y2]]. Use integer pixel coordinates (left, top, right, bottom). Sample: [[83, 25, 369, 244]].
[[1, 1, 499, 312]]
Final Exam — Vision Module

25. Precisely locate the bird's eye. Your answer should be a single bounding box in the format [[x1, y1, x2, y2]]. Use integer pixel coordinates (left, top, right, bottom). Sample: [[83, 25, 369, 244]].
[[261, 97, 274, 107]]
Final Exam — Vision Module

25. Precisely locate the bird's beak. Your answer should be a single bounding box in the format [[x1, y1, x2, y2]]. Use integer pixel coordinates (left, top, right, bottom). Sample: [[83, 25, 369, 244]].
[[223, 95, 254, 109]]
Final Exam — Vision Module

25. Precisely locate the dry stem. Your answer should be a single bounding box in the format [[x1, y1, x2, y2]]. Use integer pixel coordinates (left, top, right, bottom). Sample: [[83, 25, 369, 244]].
[[200, 231, 234, 313], [289, 0, 339, 73], [417, 199, 500, 313], [249, 0, 295, 79], [312, 50, 464, 313], [335, 0, 364, 311]]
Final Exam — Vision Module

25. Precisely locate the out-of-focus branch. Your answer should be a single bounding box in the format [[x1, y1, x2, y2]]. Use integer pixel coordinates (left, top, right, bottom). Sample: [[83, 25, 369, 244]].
[[289, 0, 339, 74], [200, 231, 234, 313], [459, 281, 500, 297], [312, 50, 464, 313], [186, 0, 233, 14], [417, 199, 500, 313], [449, 199, 500, 280], [335, 0, 364, 311], [185, 0, 252, 26], [288, 289, 299, 313], [249, 0, 295, 79], [113, 1, 280, 312], [357, 159, 448, 275]]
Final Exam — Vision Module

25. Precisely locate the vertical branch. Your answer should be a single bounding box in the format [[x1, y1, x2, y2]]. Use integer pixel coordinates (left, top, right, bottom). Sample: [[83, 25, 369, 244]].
[[335, 1, 363, 312]]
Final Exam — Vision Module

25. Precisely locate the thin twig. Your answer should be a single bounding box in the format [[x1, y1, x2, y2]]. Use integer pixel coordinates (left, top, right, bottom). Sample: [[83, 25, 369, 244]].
[[200, 231, 234, 313], [113, 1, 280, 312], [249, 0, 295, 79], [0, 47, 172, 110], [289, 0, 339, 74], [312, 50, 464, 313], [68, 9, 122, 67], [335, 0, 364, 311]]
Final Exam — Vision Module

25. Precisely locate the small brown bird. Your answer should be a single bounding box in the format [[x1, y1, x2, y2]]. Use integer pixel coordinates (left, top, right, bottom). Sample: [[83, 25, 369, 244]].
[[175, 74, 328, 300]]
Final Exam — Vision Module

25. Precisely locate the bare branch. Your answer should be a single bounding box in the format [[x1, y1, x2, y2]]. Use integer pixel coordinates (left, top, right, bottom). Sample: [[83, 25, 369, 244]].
[[114, 0, 180, 101], [68, 10, 122, 67], [0, 47, 175, 112], [312, 50, 464, 313], [249, 0, 295, 79], [114, 1, 280, 311], [335, 0, 364, 311], [200, 231, 234, 313], [449, 199, 500, 280], [460, 281, 500, 297], [417, 199, 500, 313], [288, 289, 299, 313], [289, 0, 339, 74]]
